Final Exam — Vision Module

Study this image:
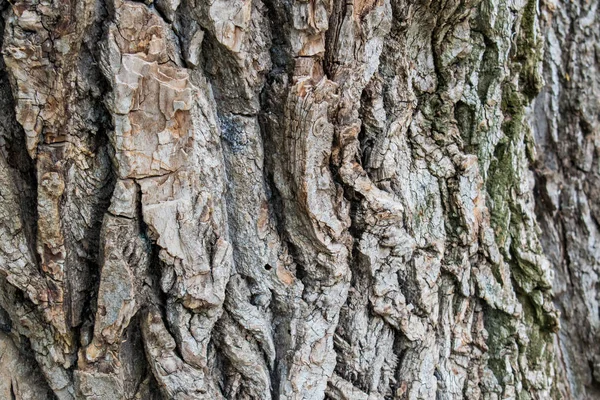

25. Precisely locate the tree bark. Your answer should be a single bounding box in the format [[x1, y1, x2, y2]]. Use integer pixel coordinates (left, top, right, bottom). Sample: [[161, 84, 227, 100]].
[[0, 0, 597, 399]]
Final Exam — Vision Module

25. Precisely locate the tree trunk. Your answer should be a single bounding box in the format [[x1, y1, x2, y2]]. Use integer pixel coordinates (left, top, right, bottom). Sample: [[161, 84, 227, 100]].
[[0, 0, 597, 398]]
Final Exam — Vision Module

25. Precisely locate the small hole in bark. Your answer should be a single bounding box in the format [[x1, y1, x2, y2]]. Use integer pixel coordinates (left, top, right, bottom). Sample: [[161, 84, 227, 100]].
[[264, 264, 272, 271]]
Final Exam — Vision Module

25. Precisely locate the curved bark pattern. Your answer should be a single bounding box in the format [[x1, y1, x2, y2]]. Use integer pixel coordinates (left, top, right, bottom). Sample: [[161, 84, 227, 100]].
[[0, 0, 597, 399]]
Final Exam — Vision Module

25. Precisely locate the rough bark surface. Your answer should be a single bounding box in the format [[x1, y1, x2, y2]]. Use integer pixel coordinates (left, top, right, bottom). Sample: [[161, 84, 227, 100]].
[[0, 0, 597, 399]]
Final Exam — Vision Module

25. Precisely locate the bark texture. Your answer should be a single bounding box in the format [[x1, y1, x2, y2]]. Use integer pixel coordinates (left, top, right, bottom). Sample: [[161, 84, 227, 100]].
[[0, 0, 597, 399]]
